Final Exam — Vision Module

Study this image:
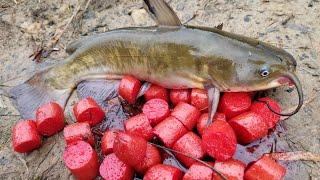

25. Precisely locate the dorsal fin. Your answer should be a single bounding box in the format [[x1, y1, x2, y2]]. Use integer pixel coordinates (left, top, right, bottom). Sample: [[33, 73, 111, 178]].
[[143, 0, 181, 26]]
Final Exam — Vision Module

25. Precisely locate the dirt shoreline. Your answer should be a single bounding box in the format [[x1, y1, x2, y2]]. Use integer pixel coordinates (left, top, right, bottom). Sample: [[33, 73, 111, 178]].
[[0, 0, 319, 179]]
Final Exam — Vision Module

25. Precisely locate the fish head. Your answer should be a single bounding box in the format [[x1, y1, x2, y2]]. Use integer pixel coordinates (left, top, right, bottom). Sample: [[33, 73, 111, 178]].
[[208, 42, 303, 116], [208, 45, 298, 90], [248, 44, 303, 116], [237, 52, 297, 92]]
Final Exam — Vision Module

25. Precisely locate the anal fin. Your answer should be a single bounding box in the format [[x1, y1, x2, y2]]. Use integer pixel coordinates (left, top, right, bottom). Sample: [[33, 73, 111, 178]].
[[76, 79, 120, 106]]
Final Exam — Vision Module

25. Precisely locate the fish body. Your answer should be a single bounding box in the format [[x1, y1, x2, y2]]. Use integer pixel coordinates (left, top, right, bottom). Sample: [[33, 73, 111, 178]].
[[8, 0, 303, 120], [47, 27, 210, 90], [46, 26, 289, 91]]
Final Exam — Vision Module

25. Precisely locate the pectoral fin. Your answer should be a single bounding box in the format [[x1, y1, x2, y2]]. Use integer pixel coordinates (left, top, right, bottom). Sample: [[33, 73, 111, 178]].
[[143, 0, 181, 26], [206, 84, 220, 126], [76, 79, 120, 106], [77, 80, 128, 130]]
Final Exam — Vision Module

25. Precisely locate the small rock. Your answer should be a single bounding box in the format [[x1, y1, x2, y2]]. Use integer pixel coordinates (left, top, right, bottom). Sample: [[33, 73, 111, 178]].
[[244, 15, 252, 22]]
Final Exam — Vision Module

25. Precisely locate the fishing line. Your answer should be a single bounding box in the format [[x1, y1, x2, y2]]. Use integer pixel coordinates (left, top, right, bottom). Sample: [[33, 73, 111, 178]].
[[0, 114, 20, 117], [161, 148, 188, 173], [148, 142, 227, 180], [111, 131, 227, 179]]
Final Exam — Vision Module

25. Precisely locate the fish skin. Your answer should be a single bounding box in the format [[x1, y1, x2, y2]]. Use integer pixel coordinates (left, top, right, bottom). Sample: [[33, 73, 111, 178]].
[[8, 25, 302, 119], [44, 26, 290, 92], [6, 0, 302, 121]]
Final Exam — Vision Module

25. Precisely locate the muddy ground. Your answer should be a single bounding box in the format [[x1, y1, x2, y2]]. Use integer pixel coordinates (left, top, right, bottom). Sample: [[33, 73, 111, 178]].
[[0, 0, 319, 179]]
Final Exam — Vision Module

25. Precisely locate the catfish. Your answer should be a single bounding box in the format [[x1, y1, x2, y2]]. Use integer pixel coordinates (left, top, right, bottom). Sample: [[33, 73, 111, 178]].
[[6, 0, 303, 122]]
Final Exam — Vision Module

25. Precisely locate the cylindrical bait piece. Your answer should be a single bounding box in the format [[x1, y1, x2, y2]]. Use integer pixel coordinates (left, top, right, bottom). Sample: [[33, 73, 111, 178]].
[[143, 164, 183, 180], [229, 111, 268, 144], [113, 132, 147, 167], [202, 120, 237, 161], [153, 116, 188, 148], [144, 84, 169, 101], [99, 153, 134, 180], [190, 88, 208, 111], [250, 97, 281, 129], [142, 98, 170, 126], [63, 122, 94, 146], [118, 75, 142, 104], [12, 120, 41, 153], [218, 92, 251, 119], [171, 102, 201, 130], [244, 155, 286, 180], [212, 159, 246, 180], [63, 141, 99, 180], [170, 89, 191, 105], [36, 102, 65, 136], [172, 132, 205, 167], [124, 113, 154, 140], [73, 97, 105, 126], [197, 113, 226, 136], [101, 130, 118, 155], [183, 163, 213, 180], [134, 144, 162, 174]]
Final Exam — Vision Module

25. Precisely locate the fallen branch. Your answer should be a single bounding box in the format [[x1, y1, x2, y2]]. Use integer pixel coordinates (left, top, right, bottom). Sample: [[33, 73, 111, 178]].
[[281, 14, 294, 25], [267, 151, 320, 162], [14, 153, 29, 174], [0, 114, 21, 117], [30, 0, 92, 62]]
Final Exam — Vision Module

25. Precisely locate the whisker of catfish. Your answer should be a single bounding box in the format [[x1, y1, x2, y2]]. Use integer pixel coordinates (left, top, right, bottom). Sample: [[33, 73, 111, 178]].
[[261, 42, 301, 50]]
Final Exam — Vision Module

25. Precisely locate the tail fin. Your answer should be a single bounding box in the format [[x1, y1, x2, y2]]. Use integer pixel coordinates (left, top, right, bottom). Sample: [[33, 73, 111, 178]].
[[9, 71, 72, 119]]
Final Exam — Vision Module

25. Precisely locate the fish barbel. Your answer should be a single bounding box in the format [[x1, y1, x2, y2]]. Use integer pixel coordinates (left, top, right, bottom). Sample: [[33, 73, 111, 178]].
[[8, 0, 303, 121]]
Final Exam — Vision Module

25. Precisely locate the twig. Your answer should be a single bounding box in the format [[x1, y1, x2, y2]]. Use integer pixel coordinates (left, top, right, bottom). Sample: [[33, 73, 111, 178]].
[[82, 0, 91, 14], [0, 114, 21, 117], [267, 151, 320, 162], [30, 0, 92, 62], [14, 153, 29, 174], [149, 142, 227, 180], [92, 128, 104, 136], [281, 14, 294, 25], [183, 13, 198, 25]]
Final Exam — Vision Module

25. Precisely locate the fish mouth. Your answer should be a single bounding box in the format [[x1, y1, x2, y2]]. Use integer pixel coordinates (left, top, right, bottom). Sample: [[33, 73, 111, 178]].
[[276, 76, 294, 86], [263, 72, 304, 116]]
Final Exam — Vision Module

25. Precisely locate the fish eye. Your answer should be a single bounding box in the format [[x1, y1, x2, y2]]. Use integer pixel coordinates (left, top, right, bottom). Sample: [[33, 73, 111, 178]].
[[259, 66, 270, 77]]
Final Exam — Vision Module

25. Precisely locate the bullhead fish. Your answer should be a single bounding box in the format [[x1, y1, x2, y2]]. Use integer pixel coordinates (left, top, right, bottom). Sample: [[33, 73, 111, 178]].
[[7, 0, 303, 122]]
